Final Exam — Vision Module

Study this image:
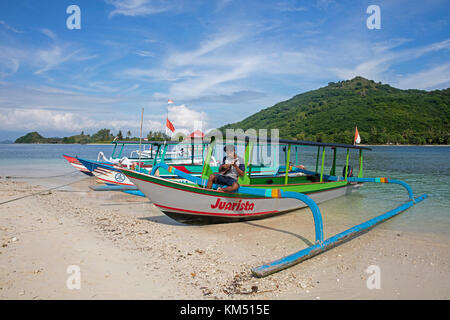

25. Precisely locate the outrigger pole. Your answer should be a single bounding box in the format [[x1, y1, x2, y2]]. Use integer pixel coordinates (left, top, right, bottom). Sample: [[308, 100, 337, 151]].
[[248, 177, 427, 277]]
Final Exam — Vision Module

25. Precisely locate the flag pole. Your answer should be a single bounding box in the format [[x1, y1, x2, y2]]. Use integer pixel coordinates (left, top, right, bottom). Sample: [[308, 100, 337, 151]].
[[166, 106, 169, 143], [139, 107, 144, 170], [166, 99, 174, 142]]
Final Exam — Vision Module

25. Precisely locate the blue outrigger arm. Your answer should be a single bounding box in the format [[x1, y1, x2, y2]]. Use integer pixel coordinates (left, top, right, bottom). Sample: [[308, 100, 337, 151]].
[[252, 192, 427, 277], [150, 163, 427, 278]]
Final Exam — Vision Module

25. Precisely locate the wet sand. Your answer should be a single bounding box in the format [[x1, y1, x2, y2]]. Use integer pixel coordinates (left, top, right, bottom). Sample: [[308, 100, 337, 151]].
[[0, 176, 449, 299]]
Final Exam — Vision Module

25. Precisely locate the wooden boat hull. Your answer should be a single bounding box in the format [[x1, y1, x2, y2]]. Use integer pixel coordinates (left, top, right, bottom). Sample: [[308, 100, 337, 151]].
[[93, 165, 134, 186], [123, 169, 362, 224]]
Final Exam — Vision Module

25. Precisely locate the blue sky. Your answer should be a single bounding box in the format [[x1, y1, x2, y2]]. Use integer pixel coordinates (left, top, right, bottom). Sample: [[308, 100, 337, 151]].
[[0, 0, 449, 140]]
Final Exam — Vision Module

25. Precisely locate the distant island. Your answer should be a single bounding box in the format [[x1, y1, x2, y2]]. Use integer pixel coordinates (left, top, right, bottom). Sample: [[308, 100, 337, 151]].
[[221, 76, 449, 145], [14, 129, 169, 144]]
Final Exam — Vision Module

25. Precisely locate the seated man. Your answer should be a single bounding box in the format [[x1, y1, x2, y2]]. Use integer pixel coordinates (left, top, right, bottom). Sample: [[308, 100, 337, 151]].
[[206, 145, 245, 192]]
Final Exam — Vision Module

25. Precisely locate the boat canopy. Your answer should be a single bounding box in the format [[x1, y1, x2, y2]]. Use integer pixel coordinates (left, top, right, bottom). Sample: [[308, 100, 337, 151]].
[[197, 134, 371, 185], [198, 135, 371, 151], [111, 136, 371, 150]]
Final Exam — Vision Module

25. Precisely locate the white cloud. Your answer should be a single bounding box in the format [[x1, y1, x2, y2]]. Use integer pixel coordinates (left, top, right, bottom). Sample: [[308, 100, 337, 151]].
[[215, 0, 233, 12], [0, 104, 209, 137], [163, 56, 265, 99], [0, 28, 97, 78], [0, 83, 120, 112], [330, 57, 391, 81], [33, 30, 97, 75], [0, 108, 165, 134], [34, 45, 78, 75], [135, 50, 154, 57], [121, 68, 197, 82], [0, 56, 20, 78], [106, 0, 171, 17], [394, 63, 450, 90], [275, 1, 307, 12], [0, 20, 22, 33], [166, 32, 244, 67], [0, 109, 89, 132], [329, 38, 450, 84], [167, 104, 208, 130], [40, 28, 57, 40]]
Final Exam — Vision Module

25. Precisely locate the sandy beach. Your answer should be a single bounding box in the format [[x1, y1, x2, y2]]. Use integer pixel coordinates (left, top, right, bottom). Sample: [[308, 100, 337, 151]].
[[0, 176, 449, 300]]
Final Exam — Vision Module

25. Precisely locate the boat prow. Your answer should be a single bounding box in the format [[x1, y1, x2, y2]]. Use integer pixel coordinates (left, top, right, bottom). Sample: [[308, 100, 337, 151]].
[[62, 154, 94, 176]]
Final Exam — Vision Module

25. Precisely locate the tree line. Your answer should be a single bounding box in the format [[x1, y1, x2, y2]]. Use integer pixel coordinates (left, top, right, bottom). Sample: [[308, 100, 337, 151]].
[[14, 129, 171, 144]]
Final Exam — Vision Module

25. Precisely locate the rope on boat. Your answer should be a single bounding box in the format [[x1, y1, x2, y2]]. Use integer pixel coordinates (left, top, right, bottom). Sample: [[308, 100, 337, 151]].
[[0, 176, 90, 206]]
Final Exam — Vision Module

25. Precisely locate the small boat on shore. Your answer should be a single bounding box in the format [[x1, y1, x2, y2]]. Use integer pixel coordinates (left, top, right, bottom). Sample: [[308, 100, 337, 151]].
[[62, 140, 207, 177], [121, 138, 366, 223], [120, 135, 427, 277]]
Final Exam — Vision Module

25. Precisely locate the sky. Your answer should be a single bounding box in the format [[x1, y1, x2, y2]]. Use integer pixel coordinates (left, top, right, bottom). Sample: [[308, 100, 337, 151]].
[[0, 0, 449, 140]]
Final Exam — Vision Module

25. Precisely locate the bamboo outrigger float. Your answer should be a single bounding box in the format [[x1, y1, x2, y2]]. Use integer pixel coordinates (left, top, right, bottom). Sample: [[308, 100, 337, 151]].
[[120, 136, 428, 277]]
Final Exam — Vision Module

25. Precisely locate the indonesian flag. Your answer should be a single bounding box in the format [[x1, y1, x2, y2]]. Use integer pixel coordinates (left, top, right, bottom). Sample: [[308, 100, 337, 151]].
[[166, 117, 175, 132], [354, 126, 361, 144], [167, 99, 174, 104]]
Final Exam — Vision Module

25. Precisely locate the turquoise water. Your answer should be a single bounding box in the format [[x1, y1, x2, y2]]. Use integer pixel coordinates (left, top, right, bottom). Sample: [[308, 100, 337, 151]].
[[0, 144, 449, 236]]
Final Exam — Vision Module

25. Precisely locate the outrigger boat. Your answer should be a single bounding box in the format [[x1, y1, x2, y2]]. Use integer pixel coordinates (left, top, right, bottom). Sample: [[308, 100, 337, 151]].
[[121, 138, 367, 223], [75, 140, 283, 187], [120, 136, 427, 277], [63, 140, 205, 177]]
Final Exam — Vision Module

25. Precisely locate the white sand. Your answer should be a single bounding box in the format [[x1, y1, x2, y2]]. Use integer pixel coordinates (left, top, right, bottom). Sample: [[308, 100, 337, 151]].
[[0, 177, 449, 299]]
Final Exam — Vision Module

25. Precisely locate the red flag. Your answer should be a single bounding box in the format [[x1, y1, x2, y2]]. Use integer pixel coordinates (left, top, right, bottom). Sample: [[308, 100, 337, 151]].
[[167, 99, 174, 104], [166, 117, 175, 132], [354, 126, 361, 144]]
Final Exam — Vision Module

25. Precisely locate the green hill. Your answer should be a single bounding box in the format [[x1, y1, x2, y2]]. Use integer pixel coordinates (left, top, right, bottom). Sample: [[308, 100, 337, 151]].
[[220, 77, 450, 144], [14, 131, 61, 143]]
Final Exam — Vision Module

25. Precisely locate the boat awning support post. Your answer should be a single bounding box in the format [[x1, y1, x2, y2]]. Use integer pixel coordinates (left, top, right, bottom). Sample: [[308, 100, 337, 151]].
[[118, 143, 124, 158], [284, 144, 291, 185], [319, 147, 325, 182], [345, 148, 349, 180], [111, 143, 117, 158], [358, 150, 364, 178], [315, 146, 320, 174]]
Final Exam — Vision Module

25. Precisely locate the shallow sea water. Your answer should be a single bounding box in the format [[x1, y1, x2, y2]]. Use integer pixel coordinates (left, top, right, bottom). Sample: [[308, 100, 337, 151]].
[[0, 144, 448, 236]]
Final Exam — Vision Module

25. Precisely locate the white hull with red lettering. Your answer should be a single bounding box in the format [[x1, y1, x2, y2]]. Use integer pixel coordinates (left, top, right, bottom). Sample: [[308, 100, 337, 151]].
[[123, 169, 360, 224]]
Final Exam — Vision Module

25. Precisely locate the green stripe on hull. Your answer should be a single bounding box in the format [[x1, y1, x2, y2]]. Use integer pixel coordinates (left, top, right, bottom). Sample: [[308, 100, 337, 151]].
[[249, 175, 309, 185], [249, 180, 349, 193]]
